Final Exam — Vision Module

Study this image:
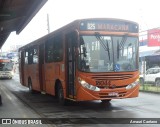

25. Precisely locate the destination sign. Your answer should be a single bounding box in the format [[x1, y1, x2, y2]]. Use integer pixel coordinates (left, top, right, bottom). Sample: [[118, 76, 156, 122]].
[[79, 19, 138, 33]]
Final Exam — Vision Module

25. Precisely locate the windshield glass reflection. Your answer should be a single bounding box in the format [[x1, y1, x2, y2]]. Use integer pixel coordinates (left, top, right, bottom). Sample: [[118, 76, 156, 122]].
[[78, 35, 138, 72], [0, 62, 14, 71]]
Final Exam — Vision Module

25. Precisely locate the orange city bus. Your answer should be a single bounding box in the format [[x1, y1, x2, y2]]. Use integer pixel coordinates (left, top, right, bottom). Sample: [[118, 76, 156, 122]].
[[19, 18, 140, 105]]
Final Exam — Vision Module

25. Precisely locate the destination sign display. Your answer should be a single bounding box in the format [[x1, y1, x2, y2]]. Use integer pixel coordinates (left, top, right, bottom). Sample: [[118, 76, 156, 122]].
[[79, 19, 138, 33]]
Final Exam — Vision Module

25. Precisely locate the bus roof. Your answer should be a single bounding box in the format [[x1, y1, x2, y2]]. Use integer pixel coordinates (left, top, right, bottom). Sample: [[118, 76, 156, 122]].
[[19, 18, 138, 51]]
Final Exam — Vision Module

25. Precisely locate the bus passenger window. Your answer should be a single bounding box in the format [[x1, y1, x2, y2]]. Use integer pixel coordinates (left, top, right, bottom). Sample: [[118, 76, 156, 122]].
[[25, 51, 28, 64], [53, 36, 63, 62], [28, 49, 33, 64], [45, 39, 54, 63], [33, 48, 38, 64], [45, 36, 63, 63]]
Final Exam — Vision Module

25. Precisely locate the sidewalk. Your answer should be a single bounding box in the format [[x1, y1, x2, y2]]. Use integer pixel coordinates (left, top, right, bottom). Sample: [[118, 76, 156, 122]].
[[0, 79, 52, 127]]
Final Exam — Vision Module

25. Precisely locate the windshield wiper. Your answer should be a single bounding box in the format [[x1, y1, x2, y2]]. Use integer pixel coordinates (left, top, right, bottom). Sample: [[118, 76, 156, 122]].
[[95, 32, 110, 60], [117, 35, 127, 60], [119, 35, 127, 50]]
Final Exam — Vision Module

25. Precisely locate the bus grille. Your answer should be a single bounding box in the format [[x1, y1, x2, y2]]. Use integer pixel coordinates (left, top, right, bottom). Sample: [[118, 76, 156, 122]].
[[90, 74, 133, 81], [97, 85, 127, 89]]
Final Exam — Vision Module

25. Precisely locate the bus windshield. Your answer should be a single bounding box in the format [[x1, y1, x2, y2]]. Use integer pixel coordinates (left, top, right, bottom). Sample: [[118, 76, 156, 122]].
[[78, 35, 138, 72], [0, 62, 14, 71]]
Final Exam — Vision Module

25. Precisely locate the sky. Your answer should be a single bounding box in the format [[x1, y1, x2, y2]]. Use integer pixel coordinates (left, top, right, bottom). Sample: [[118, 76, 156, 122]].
[[2, 0, 160, 51]]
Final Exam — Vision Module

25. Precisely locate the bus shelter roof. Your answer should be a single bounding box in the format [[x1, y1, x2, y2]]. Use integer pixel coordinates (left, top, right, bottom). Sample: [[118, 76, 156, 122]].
[[0, 0, 48, 48]]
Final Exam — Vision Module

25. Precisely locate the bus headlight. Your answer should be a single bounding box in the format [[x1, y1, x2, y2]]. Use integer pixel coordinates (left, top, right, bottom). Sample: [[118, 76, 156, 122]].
[[125, 79, 139, 90], [79, 79, 100, 91], [11, 71, 14, 76]]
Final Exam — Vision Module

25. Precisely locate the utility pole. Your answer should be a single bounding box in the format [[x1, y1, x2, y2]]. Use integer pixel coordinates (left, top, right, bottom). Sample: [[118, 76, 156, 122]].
[[47, 13, 50, 34]]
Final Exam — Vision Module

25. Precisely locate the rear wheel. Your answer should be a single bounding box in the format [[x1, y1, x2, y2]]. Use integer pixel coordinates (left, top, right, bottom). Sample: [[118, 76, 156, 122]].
[[28, 79, 34, 93], [57, 83, 67, 105]]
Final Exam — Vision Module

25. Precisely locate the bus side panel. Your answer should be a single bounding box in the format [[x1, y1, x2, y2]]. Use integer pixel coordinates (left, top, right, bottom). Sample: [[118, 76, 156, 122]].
[[45, 80, 55, 95], [19, 61, 23, 85], [44, 63, 55, 95], [44, 63, 64, 95], [19, 51, 25, 85], [28, 64, 40, 91], [39, 43, 45, 92], [23, 65, 28, 86], [41, 64, 46, 91]]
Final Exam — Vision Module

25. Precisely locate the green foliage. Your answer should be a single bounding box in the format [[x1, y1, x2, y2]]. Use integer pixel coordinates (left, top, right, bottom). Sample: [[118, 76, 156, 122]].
[[140, 84, 160, 93]]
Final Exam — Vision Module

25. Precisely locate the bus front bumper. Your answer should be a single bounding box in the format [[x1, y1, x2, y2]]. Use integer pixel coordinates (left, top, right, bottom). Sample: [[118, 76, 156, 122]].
[[76, 84, 140, 101], [0, 72, 13, 79]]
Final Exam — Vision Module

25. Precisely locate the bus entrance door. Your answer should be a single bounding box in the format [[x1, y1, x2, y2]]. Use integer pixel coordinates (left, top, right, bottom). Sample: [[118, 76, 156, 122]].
[[39, 44, 45, 92], [66, 33, 76, 99], [20, 51, 25, 85]]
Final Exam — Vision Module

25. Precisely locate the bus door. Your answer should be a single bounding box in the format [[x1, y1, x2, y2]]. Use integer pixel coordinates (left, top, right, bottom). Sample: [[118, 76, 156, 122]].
[[20, 51, 25, 85], [39, 44, 45, 91], [66, 32, 77, 99]]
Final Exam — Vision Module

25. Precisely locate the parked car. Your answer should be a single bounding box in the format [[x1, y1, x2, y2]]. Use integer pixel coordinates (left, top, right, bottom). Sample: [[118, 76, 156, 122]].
[[139, 68, 160, 86]]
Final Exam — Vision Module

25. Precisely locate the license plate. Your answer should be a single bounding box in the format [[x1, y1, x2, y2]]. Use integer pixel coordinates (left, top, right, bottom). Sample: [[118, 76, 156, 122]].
[[108, 92, 118, 96]]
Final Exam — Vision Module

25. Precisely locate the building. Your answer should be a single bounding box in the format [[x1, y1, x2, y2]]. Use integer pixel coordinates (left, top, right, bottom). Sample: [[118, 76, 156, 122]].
[[139, 28, 160, 73]]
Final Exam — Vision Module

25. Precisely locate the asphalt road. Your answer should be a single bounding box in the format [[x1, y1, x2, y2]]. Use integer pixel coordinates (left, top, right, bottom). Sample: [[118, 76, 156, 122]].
[[0, 73, 160, 127]]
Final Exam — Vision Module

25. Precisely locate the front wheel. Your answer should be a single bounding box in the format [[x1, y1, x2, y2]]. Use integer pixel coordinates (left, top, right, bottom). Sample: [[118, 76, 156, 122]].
[[101, 99, 111, 103]]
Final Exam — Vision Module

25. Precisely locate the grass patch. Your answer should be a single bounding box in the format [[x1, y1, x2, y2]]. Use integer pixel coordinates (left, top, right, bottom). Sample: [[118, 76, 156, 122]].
[[140, 84, 160, 93]]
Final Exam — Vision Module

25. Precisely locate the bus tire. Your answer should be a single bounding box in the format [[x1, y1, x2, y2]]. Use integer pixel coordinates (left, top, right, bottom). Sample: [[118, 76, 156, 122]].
[[28, 78, 34, 93], [101, 99, 111, 103], [57, 83, 67, 105]]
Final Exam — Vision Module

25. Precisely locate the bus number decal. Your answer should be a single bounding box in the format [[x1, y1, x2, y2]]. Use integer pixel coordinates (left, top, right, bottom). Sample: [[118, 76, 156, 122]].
[[96, 80, 111, 86]]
